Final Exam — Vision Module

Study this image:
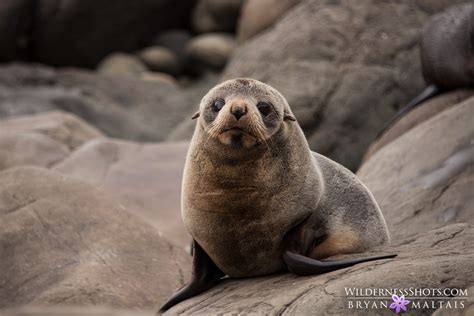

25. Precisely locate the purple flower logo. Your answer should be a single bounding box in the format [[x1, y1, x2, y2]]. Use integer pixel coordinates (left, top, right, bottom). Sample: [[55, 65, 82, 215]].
[[390, 294, 410, 313]]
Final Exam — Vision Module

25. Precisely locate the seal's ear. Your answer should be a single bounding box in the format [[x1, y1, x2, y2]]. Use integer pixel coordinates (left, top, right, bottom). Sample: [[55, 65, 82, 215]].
[[284, 112, 296, 121], [191, 111, 200, 120]]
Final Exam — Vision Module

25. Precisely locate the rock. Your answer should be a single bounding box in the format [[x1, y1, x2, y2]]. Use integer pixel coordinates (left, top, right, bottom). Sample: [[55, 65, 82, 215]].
[[421, 3, 474, 88], [97, 53, 147, 78], [0, 133, 69, 172], [223, 0, 467, 171], [0, 63, 192, 142], [358, 97, 474, 240], [364, 89, 474, 160], [0, 0, 32, 61], [137, 47, 180, 76], [0, 111, 104, 150], [140, 72, 178, 86], [191, 0, 243, 33], [165, 223, 474, 315], [152, 30, 192, 59], [0, 167, 190, 309], [237, 0, 301, 42], [30, 0, 196, 67], [52, 139, 190, 250], [0, 111, 104, 171], [184, 33, 236, 73]]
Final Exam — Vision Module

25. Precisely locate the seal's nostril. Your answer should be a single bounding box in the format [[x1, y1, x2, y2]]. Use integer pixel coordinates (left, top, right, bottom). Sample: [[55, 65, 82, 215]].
[[232, 107, 246, 120]]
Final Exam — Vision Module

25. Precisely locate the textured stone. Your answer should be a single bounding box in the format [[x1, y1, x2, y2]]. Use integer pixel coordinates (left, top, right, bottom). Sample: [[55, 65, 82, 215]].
[[0, 167, 190, 309], [358, 97, 474, 240]]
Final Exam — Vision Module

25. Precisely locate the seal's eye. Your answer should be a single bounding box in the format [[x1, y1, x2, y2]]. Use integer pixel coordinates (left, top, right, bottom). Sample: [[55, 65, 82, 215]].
[[257, 102, 272, 116], [213, 98, 225, 112]]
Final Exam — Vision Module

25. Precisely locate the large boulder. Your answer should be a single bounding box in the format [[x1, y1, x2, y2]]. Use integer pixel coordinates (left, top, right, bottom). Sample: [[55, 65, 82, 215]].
[[165, 223, 474, 315], [0, 63, 193, 142], [0, 111, 104, 171], [0, 0, 32, 61], [237, 0, 301, 42], [30, 0, 195, 67], [358, 96, 474, 240], [53, 139, 190, 250], [0, 167, 190, 310], [223, 0, 466, 170]]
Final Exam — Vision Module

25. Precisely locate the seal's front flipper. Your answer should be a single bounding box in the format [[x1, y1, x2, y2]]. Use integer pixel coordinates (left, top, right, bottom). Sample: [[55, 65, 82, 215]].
[[159, 241, 224, 313], [282, 251, 396, 276]]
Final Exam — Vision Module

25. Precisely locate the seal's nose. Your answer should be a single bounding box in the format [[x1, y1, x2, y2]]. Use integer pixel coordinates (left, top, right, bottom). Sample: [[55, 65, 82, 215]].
[[231, 103, 247, 120]]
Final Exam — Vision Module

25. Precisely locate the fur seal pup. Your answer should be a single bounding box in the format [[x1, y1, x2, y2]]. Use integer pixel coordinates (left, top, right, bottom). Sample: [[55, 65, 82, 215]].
[[160, 78, 394, 312]]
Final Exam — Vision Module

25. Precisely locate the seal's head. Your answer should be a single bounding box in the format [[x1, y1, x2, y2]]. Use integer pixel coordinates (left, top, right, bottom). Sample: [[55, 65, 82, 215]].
[[192, 78, 296, 149]]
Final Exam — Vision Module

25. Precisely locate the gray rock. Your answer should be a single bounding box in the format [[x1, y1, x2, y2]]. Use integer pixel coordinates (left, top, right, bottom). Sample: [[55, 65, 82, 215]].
[[184, 33, 236, 73], [0, 63, 192, 142], [137, 47, 180, 76], [53, 139, 190, 250], [97, 53, 147, 78], [363, 89, 474, 161], [0, 111, 104, 171], [358, 96, 474, 240], [223, 0, 467, 170], [152, 29, 192, 58], [237, 0, 301, 42], [0, 166, 190, 309], [191, 0, 243, 33]]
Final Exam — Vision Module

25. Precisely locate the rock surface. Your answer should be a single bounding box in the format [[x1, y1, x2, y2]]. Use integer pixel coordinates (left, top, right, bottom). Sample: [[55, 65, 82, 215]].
[[53, 139, 190, 250], [363, 89, 474, 160], [0, 111, 104, 171], [223, 0, 466, 170], [237, 0, 301, 42], [358, 96, 474, 240], [0, 167, 190, 310], [165, 223, 474, 315], [0, 63, 193, 142]]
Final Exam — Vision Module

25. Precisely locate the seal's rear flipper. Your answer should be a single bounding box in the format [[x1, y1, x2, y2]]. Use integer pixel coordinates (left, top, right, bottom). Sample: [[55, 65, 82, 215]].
[[282, 251, 396, 276], [159, 241, 224, 313]]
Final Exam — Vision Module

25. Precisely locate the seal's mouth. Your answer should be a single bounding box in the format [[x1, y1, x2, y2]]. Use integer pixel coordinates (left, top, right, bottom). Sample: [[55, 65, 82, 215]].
[[215, 127, 258, 148]]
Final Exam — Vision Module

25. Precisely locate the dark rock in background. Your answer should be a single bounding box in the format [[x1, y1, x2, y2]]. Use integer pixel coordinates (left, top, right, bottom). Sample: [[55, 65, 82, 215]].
[[222, 0, 467, 170], [0, 0, 32, 61], [33, 0, 196, 68], [191, 0, 243, 33], [0, 64, 194, 142], [421, 3, 474, 89]]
